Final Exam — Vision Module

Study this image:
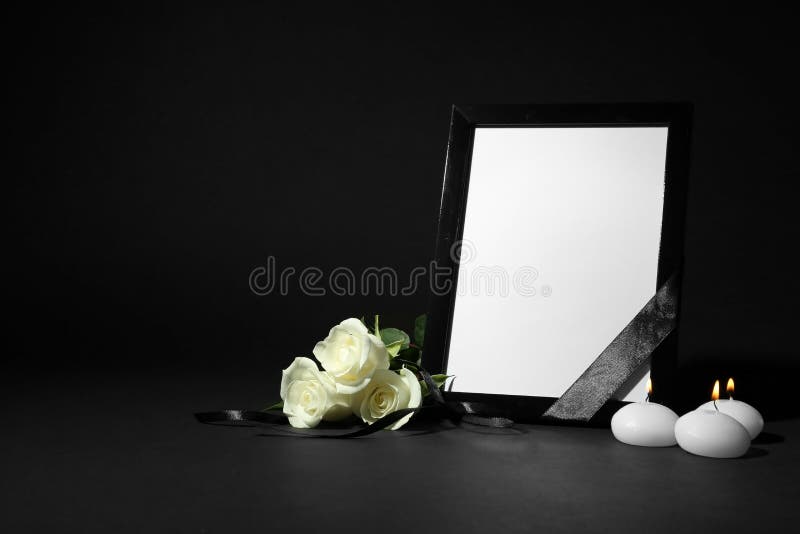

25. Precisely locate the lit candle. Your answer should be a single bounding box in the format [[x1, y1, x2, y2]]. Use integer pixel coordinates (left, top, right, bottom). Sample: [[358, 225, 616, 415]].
[[697, 378, 763, 439], [674, 380, 750, 459], [611, 378, 679, 447]]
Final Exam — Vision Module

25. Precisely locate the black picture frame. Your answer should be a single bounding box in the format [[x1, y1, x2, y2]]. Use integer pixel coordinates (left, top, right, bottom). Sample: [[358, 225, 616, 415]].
[[424, 103, 693, 426]]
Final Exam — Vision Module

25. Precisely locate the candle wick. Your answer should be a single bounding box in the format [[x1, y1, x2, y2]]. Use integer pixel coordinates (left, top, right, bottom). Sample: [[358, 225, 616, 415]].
[[645, 393, 650, 403], [713, 399, 719, 411]]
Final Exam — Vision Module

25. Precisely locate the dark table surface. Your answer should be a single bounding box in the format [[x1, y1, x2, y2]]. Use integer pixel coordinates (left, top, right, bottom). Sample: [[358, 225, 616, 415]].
[[3, 373, 798, 533]]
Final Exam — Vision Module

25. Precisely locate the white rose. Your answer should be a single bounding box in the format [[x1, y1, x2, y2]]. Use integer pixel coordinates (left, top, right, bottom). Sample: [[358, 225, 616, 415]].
[[312, 318, 390, 394], [353, 368, 422, 430], [280, 357, 351, 428]]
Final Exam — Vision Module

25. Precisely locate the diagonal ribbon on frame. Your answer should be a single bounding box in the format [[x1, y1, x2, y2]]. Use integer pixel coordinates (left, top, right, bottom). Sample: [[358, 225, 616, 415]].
[[542, 272, 680, 422]]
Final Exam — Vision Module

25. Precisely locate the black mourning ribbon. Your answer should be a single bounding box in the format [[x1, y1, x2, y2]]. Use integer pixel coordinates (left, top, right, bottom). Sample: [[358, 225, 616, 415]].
[[542, 272, 680, 422], [194, 367, 513, 438]]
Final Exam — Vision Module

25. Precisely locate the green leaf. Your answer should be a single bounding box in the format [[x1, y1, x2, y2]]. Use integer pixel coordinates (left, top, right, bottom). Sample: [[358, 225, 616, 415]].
[[392, 357, 420, 371], [397, 346, 421, 365], [374, 314, 380, 338], [262, 401, 283, 411], [380, 327, 410, 351], [429, 374, 449, 388], [419, 374, 451, 397], [385, 340, 404, 358], [414, 314, 427, 347]]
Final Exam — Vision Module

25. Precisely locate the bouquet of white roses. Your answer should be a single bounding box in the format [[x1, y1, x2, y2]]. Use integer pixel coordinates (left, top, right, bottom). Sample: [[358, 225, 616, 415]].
[[275, 315, 448, 430]]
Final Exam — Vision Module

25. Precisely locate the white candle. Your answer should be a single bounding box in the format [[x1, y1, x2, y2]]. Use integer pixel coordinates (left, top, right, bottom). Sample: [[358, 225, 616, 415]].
[[674, 409, 750, 458], [674, 380, 751, 459], [697, 379, 763, 439], [612, 402, 679, 446], [611, 378, 679, 447]]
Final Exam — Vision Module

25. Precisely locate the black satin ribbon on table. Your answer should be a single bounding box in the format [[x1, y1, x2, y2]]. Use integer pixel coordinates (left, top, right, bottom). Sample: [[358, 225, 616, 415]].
[[194, 367, 513, 438], [542, 272, 680, 422]]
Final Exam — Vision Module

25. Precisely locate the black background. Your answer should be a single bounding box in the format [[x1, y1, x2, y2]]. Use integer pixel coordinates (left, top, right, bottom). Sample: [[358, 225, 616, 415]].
[[8, 4, 800, 415]]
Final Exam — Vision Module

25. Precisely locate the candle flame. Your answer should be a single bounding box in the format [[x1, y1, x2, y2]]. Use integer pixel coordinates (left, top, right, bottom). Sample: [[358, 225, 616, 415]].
[[647, 377, 653, 395], [726, 378, 734, 397], [711, 380, 720, 401]]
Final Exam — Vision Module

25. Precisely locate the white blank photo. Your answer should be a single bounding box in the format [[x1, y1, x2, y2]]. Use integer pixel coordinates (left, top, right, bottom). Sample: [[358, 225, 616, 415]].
[[447, 127, 668, 401]]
